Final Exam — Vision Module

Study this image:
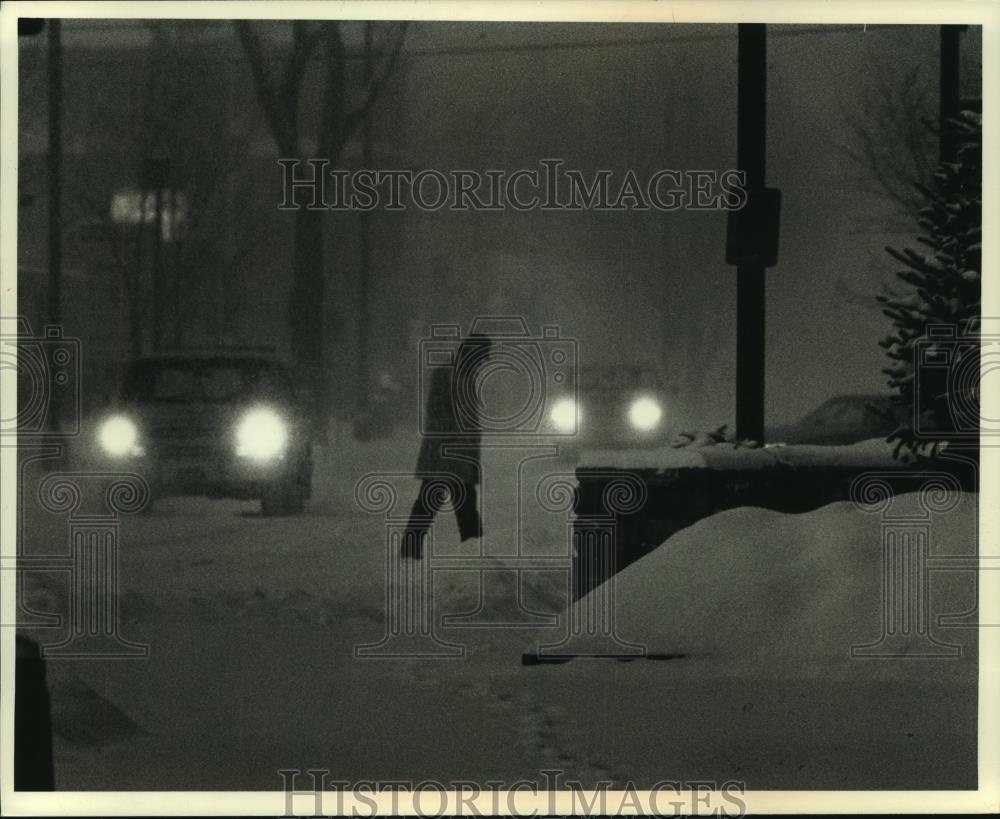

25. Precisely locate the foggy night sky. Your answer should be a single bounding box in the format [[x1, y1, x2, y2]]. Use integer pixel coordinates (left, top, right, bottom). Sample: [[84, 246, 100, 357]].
[[17, 21, 983, 428]]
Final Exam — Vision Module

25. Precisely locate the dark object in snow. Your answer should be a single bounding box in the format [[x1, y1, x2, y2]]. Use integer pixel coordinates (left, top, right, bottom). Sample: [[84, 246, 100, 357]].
[[521, 651, 685, 665], [14, 636, 54, 790]]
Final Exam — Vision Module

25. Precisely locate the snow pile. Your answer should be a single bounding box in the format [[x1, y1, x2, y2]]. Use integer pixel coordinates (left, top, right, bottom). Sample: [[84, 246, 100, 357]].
[[570, 490, 978, 680]]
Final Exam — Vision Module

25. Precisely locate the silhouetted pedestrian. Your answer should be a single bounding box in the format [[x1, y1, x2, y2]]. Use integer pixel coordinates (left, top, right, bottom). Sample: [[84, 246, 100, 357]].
[[402, 333, 491, 558]]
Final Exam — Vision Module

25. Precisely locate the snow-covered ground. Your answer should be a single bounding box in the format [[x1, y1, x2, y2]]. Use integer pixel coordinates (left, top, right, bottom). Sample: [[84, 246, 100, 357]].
[[15, 431, 978, 790]]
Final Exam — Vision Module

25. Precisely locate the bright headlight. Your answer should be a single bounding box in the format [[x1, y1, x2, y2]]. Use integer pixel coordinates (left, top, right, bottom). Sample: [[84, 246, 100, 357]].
[[99, 415, 141, 457], [236, 408, 288, 460], [628, 397, 662, 431], [550, 398, 579, 433]]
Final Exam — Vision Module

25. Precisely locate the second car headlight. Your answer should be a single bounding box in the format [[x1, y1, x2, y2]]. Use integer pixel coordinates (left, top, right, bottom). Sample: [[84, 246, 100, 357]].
[[628, 397, 663, 431], [235, 407, 288, 460], [549, 398, 579, 433], [99, 415, 142, 457]]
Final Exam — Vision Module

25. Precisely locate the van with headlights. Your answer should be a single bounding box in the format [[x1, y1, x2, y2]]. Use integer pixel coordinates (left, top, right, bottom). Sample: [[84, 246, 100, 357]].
[[93, 348, 313, 516]]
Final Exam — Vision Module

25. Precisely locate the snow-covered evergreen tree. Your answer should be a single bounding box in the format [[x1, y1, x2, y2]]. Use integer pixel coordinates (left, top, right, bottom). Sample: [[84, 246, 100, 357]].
[[878, 110, 981, 458]]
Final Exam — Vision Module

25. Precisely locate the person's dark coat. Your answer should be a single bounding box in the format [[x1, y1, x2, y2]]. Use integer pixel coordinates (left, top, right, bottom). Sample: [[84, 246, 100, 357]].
[[415, 346, 485, 485]]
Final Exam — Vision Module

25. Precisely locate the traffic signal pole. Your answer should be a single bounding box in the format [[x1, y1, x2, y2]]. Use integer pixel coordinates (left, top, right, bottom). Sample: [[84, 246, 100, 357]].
[[734, 24, 767, 444]]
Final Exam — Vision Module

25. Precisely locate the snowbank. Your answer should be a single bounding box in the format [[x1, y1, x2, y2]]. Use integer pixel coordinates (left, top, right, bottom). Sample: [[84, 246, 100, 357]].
[[565, 490, 978, 681]]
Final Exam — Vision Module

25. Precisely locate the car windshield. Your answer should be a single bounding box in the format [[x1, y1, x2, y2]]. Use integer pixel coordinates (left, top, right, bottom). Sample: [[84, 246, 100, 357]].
[[125, 359, 292, 404]]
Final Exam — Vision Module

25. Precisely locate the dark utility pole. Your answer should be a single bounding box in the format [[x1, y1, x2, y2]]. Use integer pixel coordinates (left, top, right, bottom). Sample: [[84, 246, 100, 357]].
[[47, 19, 63, 431], [939, 25, 962, 163], [734, 23, 768, 443]]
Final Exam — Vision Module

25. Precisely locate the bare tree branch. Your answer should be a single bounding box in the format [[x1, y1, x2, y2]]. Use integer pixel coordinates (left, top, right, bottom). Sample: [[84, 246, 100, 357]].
[[317, 22, 348, 157], [841, 63, 937, 220], [235, 21, 298, 154], [344, 22, 409, 138], [280, 21, 323, 145]]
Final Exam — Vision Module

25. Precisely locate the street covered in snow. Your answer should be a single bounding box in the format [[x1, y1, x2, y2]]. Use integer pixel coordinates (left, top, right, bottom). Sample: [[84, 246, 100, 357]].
[[15, 431, 978, 792]]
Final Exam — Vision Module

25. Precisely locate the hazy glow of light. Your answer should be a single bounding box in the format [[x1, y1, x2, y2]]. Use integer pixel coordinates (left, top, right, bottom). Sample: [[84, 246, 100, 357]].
[[110, 190, 188, 240], [235, 407, 288, 460], [550, 398, 578, 432], [99, 415, 140, 457], [628, 397, 662, 431]]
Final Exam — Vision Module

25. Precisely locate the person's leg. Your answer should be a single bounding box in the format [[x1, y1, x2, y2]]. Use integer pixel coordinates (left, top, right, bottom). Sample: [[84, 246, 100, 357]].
[[454, 482, 483, 542], [402, 480, 441, 558]]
